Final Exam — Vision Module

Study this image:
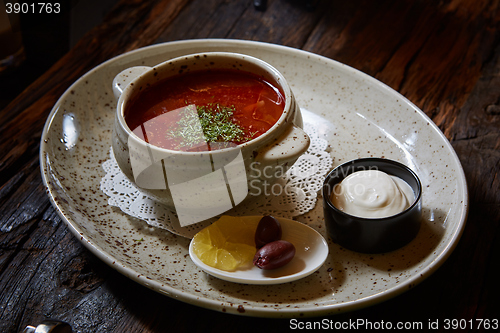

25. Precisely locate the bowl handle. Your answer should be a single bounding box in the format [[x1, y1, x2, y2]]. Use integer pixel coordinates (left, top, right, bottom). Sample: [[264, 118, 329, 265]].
[[112, 66, 151, 100], [253, 124, 310, 169]]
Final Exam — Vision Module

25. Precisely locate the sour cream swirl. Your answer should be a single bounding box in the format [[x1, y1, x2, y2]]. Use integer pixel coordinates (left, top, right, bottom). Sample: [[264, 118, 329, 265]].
[[331, 170, 415, 218]]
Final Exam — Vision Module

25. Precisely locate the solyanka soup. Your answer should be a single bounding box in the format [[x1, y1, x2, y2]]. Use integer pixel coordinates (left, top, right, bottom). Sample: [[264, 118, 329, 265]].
[[125, 69, 286, 151], [112, 52, 310, 209]]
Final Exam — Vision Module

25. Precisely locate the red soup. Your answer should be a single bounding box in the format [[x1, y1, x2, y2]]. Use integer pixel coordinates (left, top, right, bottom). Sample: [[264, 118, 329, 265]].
[[125, 69, 285, 151]]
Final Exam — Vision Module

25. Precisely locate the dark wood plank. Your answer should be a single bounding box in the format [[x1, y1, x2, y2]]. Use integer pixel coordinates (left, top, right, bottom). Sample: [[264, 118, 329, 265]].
[[225, 0, 329, 48], [304, 0, 500, 135], [156, 0, 251, 41], [0, 0, 190, 188], [157, 0, 329, 48]]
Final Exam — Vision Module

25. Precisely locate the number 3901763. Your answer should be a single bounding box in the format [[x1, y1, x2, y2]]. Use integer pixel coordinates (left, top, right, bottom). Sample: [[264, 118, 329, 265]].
[[5, 2, 61, 14], [444, 319, 499, 330]]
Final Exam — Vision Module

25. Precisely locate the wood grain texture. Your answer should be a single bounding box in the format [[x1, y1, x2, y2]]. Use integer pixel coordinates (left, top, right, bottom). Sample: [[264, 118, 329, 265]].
[[0, 0, 189, 187], [0, 0, 498, 332]]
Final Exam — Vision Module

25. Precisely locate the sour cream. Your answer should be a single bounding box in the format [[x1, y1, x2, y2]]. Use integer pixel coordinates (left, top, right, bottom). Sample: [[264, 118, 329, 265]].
[[331, 170, 415, 218]]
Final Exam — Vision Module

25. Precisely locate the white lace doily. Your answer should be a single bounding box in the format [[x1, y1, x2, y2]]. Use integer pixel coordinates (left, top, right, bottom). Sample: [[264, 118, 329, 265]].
[[100, 121, 332, 238]]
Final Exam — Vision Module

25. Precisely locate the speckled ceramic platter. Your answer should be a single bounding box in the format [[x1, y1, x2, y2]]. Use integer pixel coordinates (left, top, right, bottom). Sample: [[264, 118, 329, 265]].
[[40, 39, 468, 317]]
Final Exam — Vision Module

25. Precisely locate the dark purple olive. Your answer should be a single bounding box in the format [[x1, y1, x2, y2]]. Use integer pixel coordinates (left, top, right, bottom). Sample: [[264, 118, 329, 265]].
[[255, 215, 282, 248], [253, 240, 295, 270]]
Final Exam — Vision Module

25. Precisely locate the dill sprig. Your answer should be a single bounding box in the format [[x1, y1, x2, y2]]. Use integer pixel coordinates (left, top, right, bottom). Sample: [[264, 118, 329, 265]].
[[167, 103, 254, 149], [198, 104, 246, 142]]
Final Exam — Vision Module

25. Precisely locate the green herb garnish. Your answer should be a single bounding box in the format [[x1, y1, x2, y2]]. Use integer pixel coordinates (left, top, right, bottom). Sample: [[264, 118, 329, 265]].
[[167, 104, 254, 149]]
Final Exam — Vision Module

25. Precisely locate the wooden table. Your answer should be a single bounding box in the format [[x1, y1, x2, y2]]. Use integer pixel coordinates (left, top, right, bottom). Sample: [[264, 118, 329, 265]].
[[1, 0, 498, 332]]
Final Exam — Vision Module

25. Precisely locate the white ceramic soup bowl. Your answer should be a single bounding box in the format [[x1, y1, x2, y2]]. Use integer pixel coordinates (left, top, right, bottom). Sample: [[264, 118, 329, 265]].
[[112, 52, 310, 226]]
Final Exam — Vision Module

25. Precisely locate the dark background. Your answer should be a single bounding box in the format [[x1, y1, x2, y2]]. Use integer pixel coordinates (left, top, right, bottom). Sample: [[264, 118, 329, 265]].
[[1, 0, 119, 109]]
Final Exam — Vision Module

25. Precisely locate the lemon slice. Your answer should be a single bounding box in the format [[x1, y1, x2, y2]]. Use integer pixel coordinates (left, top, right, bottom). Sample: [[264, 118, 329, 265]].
[[191, 216, 257, 271]]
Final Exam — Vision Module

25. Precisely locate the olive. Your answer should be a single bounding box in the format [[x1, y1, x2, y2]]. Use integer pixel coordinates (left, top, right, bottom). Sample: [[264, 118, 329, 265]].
[[253, 240, 295, 270], [255, 215, 282, 248]]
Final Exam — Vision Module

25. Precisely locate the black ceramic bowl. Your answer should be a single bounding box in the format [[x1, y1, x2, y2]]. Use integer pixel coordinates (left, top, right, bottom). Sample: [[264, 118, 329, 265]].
[[322, 158, 422, 253]]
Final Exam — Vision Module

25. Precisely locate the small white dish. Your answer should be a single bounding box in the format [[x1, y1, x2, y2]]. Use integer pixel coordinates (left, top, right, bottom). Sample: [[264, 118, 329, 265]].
[[189, 216, 329, 285]]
